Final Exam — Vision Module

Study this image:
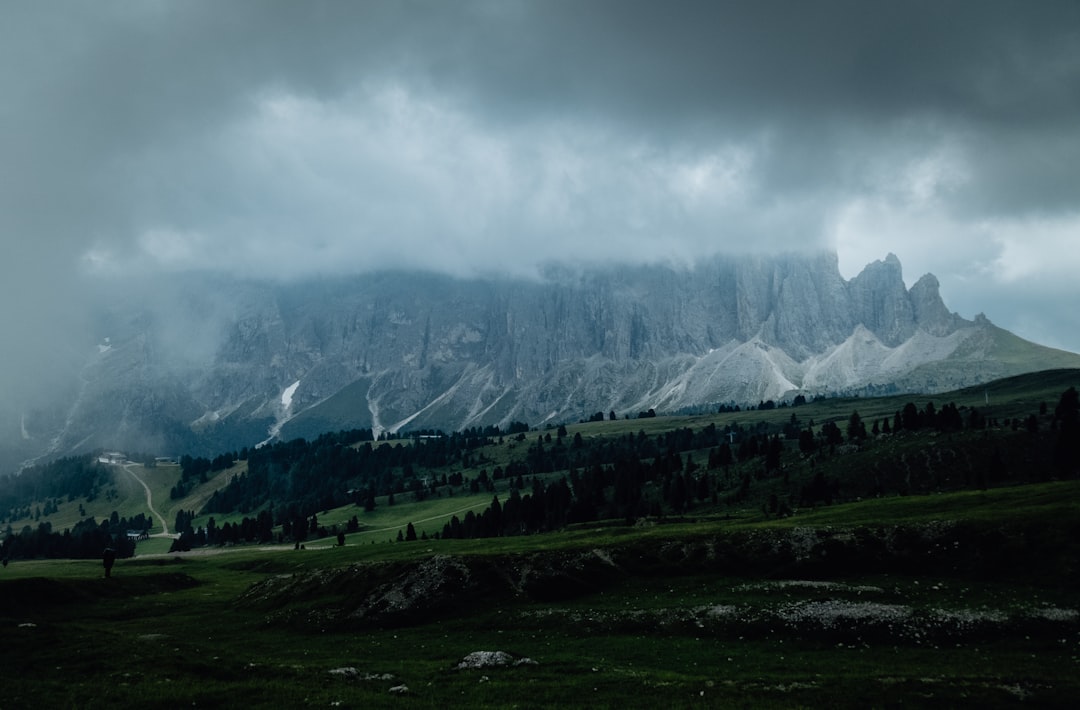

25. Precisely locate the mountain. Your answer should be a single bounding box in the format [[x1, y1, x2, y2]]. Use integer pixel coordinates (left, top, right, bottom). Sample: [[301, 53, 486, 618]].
[[8, 251, 1080, 468]]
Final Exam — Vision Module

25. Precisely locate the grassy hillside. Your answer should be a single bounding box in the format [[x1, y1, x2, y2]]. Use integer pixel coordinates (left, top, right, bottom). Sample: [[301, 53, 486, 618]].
[[4, 368, 1079, 548], [2, 477, 1078, 707], [979, 325, 1080, 369], [2, 369, 1079, 706]]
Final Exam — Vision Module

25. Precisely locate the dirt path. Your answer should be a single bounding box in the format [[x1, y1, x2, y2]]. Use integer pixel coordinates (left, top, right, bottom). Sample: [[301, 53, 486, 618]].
[[122, 463, 176, 538]]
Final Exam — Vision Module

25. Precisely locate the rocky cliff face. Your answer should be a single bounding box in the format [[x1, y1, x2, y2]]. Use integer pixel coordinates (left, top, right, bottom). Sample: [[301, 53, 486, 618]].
[[11, 252, 1080, 465]]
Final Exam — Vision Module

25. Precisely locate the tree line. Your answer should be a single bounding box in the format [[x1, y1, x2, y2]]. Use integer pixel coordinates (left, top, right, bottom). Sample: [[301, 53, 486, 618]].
[[1, 511, 150, 561], [5, 386, 1077, 556], [417, 387, 1080, 542], [0, 455, 112, 523], [107, 385, 1080, 553]]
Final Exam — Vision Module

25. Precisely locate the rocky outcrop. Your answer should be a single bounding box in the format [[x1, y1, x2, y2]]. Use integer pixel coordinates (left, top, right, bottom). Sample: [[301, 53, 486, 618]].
[[846, 253, 916, 346], [909, 273, 963, 337], [232, 521, 1080, 632], [456, 651, 537, 669]]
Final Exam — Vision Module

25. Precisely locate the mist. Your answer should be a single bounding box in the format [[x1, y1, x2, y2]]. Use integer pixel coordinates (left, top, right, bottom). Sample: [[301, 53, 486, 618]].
[[3, 1, 1080, 465]]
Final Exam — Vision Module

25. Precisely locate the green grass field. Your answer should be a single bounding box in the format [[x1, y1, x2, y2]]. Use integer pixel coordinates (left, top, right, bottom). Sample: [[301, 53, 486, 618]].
[[3, 478, 1079, 708], [3, 369, 1079, 707]]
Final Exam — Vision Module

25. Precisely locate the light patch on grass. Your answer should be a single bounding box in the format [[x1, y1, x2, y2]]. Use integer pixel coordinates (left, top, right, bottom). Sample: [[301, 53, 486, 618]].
[[1027, 606, 1079, 622], [734, 580, 885, 594], [777, 600, 912, 627], [928, 607, 1008, 629]]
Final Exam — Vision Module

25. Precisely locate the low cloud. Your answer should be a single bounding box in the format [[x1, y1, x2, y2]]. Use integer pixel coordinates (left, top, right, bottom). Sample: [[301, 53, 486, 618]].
[[90, 85, 828, 281], [2, 0, 1079, 421]]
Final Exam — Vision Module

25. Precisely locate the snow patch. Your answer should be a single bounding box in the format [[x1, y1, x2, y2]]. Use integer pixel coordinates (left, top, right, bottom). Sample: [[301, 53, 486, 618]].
[[367, 384, 384, 441], [281, 380, 301, 410], [257, 380, 304, 448]]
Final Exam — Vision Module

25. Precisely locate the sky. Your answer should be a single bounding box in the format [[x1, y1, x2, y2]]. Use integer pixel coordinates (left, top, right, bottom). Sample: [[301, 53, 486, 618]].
[[2, 0, 1079, 404]]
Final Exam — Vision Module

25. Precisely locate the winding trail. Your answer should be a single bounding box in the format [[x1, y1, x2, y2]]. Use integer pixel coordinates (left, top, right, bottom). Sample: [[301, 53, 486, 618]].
[[122, 463, 176, 539], [113, 464, 486, 557]]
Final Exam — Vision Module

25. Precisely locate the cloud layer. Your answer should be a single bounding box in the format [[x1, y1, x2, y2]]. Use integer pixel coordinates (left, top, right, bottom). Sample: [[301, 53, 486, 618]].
[[3, 0, 1079, 399]]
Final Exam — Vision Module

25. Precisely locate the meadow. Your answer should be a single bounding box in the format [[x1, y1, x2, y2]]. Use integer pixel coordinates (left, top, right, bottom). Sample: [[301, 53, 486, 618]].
[[3, 476, 1078, 708], [2, 370, 1079, 707]]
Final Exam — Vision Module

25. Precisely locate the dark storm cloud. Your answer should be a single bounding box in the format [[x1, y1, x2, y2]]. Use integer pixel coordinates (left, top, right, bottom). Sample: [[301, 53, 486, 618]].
[[2, 0, 1079, 416], [6, 1, 1078, 241]]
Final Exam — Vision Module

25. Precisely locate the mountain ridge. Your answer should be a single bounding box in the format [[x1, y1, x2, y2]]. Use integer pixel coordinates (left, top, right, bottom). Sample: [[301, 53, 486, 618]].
[[8, 251, 1080, 469]]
